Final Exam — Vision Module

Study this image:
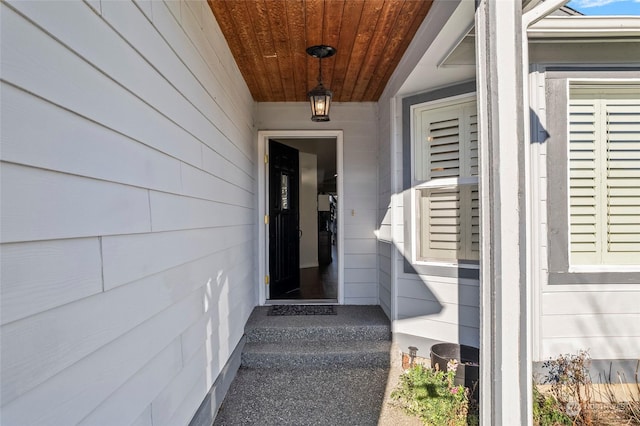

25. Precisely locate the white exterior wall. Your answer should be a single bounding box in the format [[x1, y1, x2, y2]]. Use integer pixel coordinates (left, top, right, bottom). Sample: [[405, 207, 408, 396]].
[[256, 103, 379, 305], [0, 1, 256, 425], [528, 67, 640, 361], [376, 96, 394, 318], [377, 73, 479, 350]]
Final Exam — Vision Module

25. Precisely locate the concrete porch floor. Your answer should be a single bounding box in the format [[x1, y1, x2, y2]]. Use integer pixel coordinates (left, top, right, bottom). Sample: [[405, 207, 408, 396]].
[[211, 306, 421, 425]]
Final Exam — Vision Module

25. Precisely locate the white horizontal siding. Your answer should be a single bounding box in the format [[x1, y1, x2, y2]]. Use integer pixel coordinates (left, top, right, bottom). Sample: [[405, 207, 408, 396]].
[[1, 1, 256, 425], [1, 3, 203, 167], [0, 82, 184, 195], [101, 226, 253, 290], [149, 191, 253, 232], [77, 339, 184, 426], [1, 163, 152, 243], [531, 70, 640, 361], [2, 290, 203, 426], [0, 238, 103, 325], [542, 290, 640, 316], [543, 337, 639, 360], [541, 313, 640, 339], [395, 316, 480, 348], [539, 287, 640, 359]]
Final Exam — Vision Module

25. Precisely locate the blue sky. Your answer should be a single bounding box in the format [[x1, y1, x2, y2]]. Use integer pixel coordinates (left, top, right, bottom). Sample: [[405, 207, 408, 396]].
[[567, 0, 640, 15]]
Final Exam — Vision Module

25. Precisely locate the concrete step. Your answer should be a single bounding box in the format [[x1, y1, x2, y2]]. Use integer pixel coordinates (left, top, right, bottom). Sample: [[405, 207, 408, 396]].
[[241, 340, 392, 369], [244, 305, 391, 343]]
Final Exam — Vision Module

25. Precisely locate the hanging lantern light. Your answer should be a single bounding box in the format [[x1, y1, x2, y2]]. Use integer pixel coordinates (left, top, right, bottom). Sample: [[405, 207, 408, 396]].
[[306, 45, 336, 122]]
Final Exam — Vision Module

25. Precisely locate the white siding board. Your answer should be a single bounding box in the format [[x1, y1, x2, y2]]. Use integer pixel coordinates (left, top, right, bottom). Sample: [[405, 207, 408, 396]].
[[541, 313, 640, 339], [0, 164, 151, 243], [164, 0, 182, 23], [344, 283, 377, 298], [164, 372, 208, 426], [200, 5, 253, 115], [101, 0, 251, 140], [148, 0, 254, 159], [2, 291, 202, 426], [179, 316, 212, 371], [395, 316, 480, 348], [344, 268, 377, 283], [0, 4, 203, 167], [77, 339, 183, 426], [0, 238, 102, 325], [543, 337, 639, 360], [131, 406, 153, 426], [202, 144, 254, 193], [379, 255, 392, 277], [344, 238, 377, 255], [149, 191, 253, 232], [398, 276, 480, 307], [344, 254, 377, 269], [1, 83, 183, 194], [183, 0, 203, 29], [344, 179, 377, 197], [1, 252, 221, 404], [398, 297, 479, 329], [133, 0, 153, 21], [343, 207, 377, 224], [151, 344, 207, 426], [84, 0, 101, 15], [343, 224, 377, 240], [107, 0, 249, 173], [180, 162, 253, 207], [178, 240, 254, 361], [178, 1, 253, 155], [344, 297, 378, 305], [542, 290, 640, 315], [379, 284, 392, 318], [101, 225, 252, 290]]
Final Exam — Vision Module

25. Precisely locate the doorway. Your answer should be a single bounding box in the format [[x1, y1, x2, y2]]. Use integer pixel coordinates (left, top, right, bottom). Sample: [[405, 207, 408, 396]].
[[257, 130, 344, 305]]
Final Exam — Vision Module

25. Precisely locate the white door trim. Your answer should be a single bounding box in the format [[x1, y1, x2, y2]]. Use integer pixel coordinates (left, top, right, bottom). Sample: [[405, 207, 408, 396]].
[[257, 130, 344, 305]]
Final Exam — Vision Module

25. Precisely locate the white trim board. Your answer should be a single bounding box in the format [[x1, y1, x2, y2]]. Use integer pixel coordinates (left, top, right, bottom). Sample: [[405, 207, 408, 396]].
[[257, 130, 344, 305]]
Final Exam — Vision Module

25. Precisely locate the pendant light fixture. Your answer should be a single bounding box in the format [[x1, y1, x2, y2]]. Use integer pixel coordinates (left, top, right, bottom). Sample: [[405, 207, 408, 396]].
[[306, 45, 336, 122]]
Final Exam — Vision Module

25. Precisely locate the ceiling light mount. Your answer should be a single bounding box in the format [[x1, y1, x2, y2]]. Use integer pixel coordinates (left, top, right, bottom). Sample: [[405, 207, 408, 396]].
[[306, 45, 336, 59], [306, 45, 336, 122]]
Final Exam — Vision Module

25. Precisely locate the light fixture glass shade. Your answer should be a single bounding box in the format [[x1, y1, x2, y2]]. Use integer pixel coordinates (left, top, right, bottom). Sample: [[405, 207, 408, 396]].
[[307, 83, 332, 122]]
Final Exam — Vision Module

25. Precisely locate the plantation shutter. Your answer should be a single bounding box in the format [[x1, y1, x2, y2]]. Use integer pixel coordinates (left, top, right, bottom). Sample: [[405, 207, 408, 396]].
[[569, 85, 640, 266], [417, 101, 478, 262], [569, 100, 601, 264], [605, 101, 640, 264]]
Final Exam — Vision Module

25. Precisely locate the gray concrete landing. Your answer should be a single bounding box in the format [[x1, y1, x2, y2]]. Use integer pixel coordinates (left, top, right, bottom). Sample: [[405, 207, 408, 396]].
[[211, 305, 422, 425]]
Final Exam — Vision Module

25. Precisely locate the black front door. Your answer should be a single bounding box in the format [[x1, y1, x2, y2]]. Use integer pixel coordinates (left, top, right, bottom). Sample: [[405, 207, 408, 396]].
[[269, 141, 300, 298]]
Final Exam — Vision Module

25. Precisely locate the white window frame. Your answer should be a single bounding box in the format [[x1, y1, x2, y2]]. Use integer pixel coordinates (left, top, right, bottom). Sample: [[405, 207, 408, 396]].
[[567, 79, 640, 272], [410, 94, 479, 268]]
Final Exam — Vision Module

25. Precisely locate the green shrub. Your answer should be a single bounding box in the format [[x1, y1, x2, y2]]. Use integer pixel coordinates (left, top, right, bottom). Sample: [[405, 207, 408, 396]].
[[533, 383, 573, 426], [391, 364, 478, 426]]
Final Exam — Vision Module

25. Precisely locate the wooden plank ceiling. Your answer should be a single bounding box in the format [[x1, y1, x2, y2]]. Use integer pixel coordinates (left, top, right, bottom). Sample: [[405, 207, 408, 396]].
[[207, 0, 433, 102]]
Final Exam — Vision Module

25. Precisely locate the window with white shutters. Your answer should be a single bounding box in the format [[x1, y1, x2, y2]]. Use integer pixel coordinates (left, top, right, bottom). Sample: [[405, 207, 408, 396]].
[[569, 83, 640, 266], [413, 98, 479, 263]]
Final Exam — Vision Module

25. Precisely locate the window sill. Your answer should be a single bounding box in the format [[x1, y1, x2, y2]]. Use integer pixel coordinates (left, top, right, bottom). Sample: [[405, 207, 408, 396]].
[[569, 265, 640, 273], [404, 258, 480, 280]]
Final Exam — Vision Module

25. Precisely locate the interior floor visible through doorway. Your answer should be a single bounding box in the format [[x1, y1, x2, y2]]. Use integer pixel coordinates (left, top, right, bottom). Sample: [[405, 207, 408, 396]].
[[278, 245, 338, 300]]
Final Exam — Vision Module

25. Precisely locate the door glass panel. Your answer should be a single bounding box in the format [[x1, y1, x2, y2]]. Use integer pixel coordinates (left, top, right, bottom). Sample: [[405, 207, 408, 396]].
[[281, 173, 289, 210]]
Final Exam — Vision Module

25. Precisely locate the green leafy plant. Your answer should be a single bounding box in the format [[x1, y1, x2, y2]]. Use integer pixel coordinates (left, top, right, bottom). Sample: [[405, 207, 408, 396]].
[[391, 362, 478, 426], [533, 382, 573, 426]]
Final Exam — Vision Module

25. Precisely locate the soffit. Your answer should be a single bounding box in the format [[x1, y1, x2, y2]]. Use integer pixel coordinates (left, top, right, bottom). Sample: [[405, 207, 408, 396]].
[[207, 0, 433, 102]]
